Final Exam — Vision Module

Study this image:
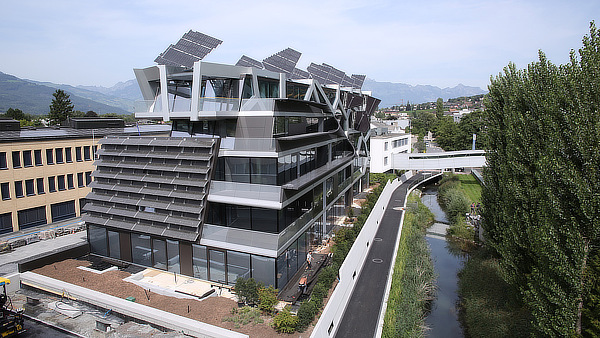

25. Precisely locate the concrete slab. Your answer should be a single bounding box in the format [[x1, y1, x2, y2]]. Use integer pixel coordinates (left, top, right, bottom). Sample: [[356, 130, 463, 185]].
[[48, 301, 82, 318], [20, 271, 248, 338]]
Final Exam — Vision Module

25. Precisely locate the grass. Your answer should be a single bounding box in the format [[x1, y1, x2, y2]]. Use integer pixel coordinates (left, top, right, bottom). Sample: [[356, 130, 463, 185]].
[[456, 174, 482, 204], [222, 306, 264, 328], [382, 191, 436, 338], [458, 248, 532, 337]]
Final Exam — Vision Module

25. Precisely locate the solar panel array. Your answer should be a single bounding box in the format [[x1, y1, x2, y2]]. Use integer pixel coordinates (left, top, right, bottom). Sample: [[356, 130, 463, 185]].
[[236, 55, 264, 68], [155, 30, 223, 68], [307, 63, 365, 89], [290, 68, 310, 80], [262, 48, 302, 74]]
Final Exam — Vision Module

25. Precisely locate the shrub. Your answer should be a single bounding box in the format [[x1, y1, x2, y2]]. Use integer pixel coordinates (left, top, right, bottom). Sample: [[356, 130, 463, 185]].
[[234, 277, 262, 305], [258, 286, 278, 314], [272, 307, 298, 333], [297, 300, 319, 331]]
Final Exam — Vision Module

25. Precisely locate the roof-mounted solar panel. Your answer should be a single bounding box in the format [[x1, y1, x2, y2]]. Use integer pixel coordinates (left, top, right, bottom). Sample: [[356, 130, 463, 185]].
[[155, 30, 223, 68], [351, 74, 366, 89], [263, 48, 301, 75], [236, 55, 264, 69]]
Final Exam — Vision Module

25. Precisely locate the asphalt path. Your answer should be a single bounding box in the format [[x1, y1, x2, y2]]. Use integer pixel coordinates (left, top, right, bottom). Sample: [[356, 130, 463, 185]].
[[336, 174, 422, 338]]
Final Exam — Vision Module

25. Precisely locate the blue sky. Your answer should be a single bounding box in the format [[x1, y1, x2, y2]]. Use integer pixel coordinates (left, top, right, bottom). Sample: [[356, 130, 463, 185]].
[[0, 0, 597, 89]]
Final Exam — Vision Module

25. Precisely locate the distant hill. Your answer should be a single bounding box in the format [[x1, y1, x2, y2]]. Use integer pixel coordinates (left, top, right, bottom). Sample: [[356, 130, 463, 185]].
[[1, 70, 486, 115], [0, 71, 131, 115], [362, 79, 487, 108]]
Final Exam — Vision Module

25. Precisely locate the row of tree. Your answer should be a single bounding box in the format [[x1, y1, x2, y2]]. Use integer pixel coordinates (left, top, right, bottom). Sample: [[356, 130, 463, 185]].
[[482, 22, 600, 336], [1, 89, 133, 126], [409, 97, 486, 151]]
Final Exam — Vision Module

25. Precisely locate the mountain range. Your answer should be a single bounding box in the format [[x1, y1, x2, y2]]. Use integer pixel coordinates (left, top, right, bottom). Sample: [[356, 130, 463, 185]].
[[0, 70, 486, 115]]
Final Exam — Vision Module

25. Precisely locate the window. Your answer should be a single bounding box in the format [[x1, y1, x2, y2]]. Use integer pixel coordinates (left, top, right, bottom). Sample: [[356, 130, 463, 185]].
[[131, 234, 151, 266], [167, 239, 180, 273], [192, 244, 208, 280], [46, 149, 54, 164], [85, 171, 92, 186], [227, 251, 250, 285], [50, 200, 76, 222], [34, 150, 42, 166], [252, 255, 275, 287], [0, 212, 12, 234], [89, 225, 107, 256], [57, 175, 66, 191], [12, 151, 21, 168], [48, 176, 56, 192], [208, 250, 226, 283], [65, 147, 72, 163], [93, 145, 98, 159], [384, 142, 389, 151], [107, 230, 120, 259], [152, 238, 167, 269], [22, 150, 32, 167], [55, 148, 64, 164], [67, 174, 74, 189], [0, 152, 7, 169], [1, 183, 10, 200], [14, 181, 23, 198], [36, 178, 45, 194], [384, 157, 388, 166], [77, 172, 84, 187], [84, 146, 91, 161], [17, 205, 46, 229], [25, 179, 35, 196], [75, 147, 82, 162]]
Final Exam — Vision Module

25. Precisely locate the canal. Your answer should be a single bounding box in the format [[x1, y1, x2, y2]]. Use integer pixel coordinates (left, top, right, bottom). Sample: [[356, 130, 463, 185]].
[[420, 185, 465, 337]]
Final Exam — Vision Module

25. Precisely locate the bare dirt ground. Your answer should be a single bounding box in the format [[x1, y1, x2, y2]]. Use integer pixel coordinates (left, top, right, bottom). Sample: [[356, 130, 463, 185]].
[[33, 259, 317, 337]]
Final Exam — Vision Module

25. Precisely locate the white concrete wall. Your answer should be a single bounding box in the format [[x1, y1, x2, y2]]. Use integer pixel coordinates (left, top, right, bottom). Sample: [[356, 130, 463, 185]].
[[370, 135, 411, 173], [311, 171, 414, 338], [392, 150, 486, 170]]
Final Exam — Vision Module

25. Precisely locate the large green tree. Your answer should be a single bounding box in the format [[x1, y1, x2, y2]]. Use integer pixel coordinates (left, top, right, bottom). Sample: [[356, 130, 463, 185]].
[[48, 89, 74, 125], [435, 98, 444, 119], [482, 22, 600, 336]]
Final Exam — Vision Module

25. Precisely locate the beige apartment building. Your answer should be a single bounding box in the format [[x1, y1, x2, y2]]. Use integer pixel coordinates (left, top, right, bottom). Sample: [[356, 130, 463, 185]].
[[0, 119, 170, 235]]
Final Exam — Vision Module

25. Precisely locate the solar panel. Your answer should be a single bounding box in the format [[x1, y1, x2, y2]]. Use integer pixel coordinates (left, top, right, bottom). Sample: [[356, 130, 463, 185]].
[[351, 74, 366, 89], [236, 55, 264, 69], [155, 30, 223, 68], [263, 48, 301, 75], [291, 68, 310, 79]]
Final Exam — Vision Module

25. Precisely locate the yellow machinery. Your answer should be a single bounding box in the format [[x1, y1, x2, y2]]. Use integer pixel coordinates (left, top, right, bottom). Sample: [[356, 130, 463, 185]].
[[0, 278, 24, 337]]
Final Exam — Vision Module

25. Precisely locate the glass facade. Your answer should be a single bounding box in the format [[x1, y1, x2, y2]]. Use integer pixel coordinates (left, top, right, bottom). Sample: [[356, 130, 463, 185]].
[[89, 225, 108, 256], [192, 244, 208, 280], [167, 239, 180, 273], [107, 230, 120, 259], [152, 238, 167, 269], [209, 249, 226, 283], [227, 251, 250, 285], [131, 234, 151, 266]]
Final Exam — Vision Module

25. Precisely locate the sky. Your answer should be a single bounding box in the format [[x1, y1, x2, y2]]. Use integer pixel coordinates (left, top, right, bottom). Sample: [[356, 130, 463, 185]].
[[0, 0, 598, 90]]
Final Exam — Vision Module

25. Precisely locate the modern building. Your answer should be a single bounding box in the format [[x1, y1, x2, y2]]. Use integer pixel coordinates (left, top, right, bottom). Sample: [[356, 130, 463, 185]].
[[84, 31, 379, 290], [369, 121, 411, 173], [0, 119, 170, 235]]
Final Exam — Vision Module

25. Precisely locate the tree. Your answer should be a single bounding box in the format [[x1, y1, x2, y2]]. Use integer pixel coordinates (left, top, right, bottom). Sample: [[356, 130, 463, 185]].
[[406, 101, 412, 112], [4, 108, 26, 120], [85, 110, 98, 117], [48, 89, 74, 125], [482, 22, 600, 336], [435, 98, 444, 119]]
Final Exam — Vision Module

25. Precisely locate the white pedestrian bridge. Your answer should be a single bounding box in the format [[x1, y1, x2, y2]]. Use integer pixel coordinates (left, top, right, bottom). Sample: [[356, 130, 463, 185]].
[[392, 150, 486, 170]]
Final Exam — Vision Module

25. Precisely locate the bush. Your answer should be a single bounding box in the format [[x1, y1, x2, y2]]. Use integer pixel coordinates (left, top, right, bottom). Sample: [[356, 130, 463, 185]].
[[297, 300, 319, 331], [258, 286, 278, 314], [272, 307, 298, 333], [234, 277, 262, 305]]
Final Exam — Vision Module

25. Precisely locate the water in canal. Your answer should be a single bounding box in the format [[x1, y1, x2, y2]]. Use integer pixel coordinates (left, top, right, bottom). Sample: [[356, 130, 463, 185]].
[[420, 185, 465, 337]]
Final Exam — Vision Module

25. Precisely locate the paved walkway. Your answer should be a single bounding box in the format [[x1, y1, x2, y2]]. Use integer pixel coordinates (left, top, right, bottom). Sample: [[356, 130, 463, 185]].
[[335, 174, 423, 338], [0, 217, 87, 276]]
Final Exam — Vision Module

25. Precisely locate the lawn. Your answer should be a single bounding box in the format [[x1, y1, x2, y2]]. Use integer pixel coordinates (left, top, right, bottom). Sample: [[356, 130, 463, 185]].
[[457, 174, 481, 204]]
